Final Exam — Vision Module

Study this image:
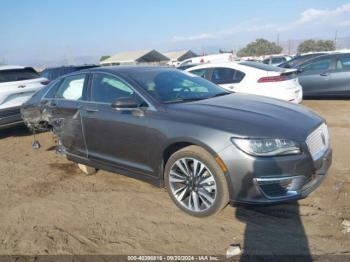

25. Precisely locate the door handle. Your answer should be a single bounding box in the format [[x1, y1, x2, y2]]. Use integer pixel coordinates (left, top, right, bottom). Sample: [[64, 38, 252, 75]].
[[320, 72, 329, 76], [85, 108, 99, 113], [17, 85, 26, 88]]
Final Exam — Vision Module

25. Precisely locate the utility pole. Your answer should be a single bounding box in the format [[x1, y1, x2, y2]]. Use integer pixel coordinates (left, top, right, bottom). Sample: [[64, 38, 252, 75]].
[[334, 30, 338, 50], [0, 56, 6, 65], [288, 39, 291, 55]]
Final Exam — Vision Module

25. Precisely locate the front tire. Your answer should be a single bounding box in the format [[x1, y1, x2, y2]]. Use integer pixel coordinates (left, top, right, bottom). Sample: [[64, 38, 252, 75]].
[[164, 146, 229, 217]]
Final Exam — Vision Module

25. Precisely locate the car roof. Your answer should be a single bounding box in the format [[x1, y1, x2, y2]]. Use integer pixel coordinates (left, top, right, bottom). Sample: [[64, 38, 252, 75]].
[[263, 55, 289, 58], [52, 65, 178, 79], [86, 65, 175, 74], [43, 65, 98, 70], [0, 65, 28, 71], [178, 63, 201, 67], [186, 61, 267, 73]]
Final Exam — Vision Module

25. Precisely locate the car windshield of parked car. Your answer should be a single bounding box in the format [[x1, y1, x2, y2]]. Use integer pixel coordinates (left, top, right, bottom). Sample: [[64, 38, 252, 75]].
[[0, 68, 40, 83], [281, 54, 326, 68], [41, 67, 75, 81], [127, 69, 228, 103]]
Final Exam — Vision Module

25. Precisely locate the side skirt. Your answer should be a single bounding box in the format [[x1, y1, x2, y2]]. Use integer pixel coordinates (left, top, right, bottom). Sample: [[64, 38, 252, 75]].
[[66, 153, 162, 187]]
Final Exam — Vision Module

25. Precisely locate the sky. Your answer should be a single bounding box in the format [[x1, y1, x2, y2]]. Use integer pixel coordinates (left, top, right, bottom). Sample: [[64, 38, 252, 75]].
[[1, 0, 350, 66]]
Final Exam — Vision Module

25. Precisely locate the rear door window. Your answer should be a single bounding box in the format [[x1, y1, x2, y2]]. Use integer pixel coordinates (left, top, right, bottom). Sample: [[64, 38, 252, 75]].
[[235, 70, 245, 82], [302, 57, 333, 71], [271, 57, 285, 64], [0, 68, 40, 83], [44, 79, 63, 99], [211, 68, 245, 84], [189, 68, 211, 79], [336, 55, 350, 70], [55, 74, 86, 101]]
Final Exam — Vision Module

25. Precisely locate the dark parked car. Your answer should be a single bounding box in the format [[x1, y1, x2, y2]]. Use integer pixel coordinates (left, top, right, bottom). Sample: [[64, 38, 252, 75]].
[[279, 53, 326, 68], [41, 65, 98, 81], [296, 53, 350, 98], [21, 66, 332, 217]]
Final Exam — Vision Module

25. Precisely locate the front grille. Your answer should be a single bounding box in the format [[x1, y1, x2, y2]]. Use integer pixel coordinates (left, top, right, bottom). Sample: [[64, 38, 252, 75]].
[[306, 123, 330, 160]]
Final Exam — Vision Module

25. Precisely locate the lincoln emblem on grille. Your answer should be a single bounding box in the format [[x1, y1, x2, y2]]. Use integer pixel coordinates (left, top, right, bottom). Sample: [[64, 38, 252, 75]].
[[321, 132, 326, 146]]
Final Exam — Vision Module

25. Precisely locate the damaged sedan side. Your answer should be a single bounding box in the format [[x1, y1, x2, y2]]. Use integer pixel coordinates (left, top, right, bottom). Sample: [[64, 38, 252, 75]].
[[21, 67, 332, 217], [21, 74, 87, 154]]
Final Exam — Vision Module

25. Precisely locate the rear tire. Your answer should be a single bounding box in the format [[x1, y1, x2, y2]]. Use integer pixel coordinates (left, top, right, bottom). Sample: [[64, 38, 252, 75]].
[[164, 145, 229, 217]]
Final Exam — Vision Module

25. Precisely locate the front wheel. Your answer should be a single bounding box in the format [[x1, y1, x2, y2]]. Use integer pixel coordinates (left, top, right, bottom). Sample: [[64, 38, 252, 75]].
[[164, 146, 229, 217]]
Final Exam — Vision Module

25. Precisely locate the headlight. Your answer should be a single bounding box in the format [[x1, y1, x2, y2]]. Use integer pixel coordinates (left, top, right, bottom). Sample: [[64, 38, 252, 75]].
[[231, 138, 301, 156]]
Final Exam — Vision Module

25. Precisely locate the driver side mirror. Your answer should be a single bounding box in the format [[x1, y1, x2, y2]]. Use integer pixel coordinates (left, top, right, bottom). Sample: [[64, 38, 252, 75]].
[[111, 97, 139, 110]]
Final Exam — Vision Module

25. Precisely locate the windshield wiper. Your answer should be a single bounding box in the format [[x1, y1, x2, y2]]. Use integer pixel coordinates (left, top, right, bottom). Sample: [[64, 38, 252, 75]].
[[211, 92, 231, 98], [163, 97, 207, 104], [163, 92, 230, 104]]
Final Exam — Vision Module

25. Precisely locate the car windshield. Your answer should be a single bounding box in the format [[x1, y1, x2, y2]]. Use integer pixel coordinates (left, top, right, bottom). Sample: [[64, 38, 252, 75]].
[[0, 68, 40, 83], [281, 54, 325, 68], [126, 68, 229, 103]]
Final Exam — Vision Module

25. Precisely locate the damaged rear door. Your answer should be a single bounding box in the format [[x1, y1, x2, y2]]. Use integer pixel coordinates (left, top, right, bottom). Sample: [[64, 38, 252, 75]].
[[49, 73, 88, 158]]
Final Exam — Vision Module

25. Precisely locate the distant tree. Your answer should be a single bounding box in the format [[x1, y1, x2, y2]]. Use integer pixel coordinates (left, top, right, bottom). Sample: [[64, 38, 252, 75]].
[[237, 38, 283, 57], [100, 55, 110, 62], [297, 39, 335, 53]]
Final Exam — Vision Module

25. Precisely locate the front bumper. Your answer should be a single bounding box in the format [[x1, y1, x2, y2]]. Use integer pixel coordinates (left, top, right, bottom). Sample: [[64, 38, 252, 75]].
[[0, 107, 23, 129], [218, 143, 332, 205]]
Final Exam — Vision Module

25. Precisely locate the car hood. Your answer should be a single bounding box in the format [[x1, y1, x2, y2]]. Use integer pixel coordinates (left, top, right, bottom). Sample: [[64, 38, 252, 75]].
[[166, 93, 324, 141]]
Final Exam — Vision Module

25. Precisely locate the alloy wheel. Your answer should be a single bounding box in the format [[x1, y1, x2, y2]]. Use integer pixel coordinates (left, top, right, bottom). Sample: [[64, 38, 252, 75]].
[[169, 157, 217, 212]]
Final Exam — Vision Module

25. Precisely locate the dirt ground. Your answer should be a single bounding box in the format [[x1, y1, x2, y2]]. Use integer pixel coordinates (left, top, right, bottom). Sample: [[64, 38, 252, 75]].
[[0, 100, 349, 257]]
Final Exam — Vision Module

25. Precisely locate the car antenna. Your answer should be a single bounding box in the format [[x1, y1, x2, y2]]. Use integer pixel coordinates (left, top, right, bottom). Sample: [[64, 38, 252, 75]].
[[31, 130, 41, 149]]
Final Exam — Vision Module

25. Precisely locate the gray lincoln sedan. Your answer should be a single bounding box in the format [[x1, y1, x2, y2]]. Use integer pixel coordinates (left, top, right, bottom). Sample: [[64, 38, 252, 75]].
[[21, 66, 332, 217]]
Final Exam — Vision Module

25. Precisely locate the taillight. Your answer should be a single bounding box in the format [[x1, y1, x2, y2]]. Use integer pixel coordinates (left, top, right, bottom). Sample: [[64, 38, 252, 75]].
[[257, 75, 288, 83], [41, 80, 50, 85]]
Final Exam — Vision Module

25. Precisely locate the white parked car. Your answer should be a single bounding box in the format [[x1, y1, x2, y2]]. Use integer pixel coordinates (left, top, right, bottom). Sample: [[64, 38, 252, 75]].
[[178, 53, 236, 68], [167, 59, 181, 67], [0, 65, 48, 129], [186, 61, 303, 103]]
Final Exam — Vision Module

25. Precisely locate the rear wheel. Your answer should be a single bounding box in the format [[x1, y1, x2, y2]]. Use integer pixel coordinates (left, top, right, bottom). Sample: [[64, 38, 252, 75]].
[[164, 146, 229, 217]]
